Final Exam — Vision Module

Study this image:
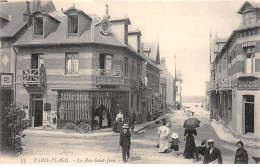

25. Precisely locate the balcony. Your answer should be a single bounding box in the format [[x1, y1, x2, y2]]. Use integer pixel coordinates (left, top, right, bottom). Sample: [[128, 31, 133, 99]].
[[22, 66, 45, 90], [206, 80, 217, 92], [217, 76, 232, 90], [95, 69, 124, 86]]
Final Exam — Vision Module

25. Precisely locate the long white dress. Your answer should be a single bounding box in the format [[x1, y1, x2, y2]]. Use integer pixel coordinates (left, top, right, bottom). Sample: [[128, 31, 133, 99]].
[[158, 125, 170, 153], [102, 111, 108, 127]]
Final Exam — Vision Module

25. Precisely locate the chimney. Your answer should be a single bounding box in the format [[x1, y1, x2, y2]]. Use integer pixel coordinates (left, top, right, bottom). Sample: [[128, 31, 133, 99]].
[[33, 0, 41, 12], [23, 1, 31, 24], [104, 4, 110, 19]]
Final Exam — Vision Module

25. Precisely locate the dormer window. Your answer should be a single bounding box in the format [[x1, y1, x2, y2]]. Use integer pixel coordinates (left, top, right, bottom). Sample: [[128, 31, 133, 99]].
[[34, 17, 43, 36], [68, 15, 78, 35], [244, 11, 256, 25]]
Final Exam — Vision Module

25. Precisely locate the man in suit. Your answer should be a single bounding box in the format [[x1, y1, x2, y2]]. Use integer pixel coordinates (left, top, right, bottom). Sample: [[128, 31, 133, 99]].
[[128, 109, 136, 134], [203, 139, 222, 164], [120, 124, 131, 162]]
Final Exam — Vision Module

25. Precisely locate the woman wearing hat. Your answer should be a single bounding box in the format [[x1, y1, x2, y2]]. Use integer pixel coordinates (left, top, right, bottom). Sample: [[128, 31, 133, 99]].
[[120, 124, 131, 162], [234, 141, 248, 164], [183, 129, 197, 159], [158, 118, 170, 153]]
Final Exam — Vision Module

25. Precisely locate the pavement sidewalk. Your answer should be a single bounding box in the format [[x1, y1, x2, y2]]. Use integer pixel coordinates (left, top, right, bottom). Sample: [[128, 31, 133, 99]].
[[24, 116, 165, 138], [209, 119, 260, 149]]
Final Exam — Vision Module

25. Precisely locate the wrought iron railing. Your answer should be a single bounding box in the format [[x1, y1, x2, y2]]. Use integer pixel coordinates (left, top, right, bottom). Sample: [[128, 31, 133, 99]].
[[218, 76, 232, 88]]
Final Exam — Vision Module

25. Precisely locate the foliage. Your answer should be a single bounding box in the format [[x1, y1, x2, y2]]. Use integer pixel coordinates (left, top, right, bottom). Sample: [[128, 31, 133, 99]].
[[1, 104, 29, 156]]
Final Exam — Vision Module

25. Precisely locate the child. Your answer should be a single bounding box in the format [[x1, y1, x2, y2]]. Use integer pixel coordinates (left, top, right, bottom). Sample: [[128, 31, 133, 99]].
[[170, 133, 180, 157]]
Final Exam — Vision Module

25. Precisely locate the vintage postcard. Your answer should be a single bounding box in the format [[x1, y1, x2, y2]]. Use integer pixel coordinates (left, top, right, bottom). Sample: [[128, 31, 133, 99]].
[[0, 0, 260, 165]]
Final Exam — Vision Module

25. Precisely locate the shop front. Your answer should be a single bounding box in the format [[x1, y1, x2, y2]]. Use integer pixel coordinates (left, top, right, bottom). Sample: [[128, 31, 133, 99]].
[[231, 76, 260, 139], [56, 90, 129, 130]]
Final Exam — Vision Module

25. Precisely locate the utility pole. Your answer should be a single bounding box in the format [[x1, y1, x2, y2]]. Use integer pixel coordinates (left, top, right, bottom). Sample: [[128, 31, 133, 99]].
[[174, 54, 177, 110]]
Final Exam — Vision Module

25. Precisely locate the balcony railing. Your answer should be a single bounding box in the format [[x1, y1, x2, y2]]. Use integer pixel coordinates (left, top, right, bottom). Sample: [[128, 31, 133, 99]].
[[218, 76, 232, 89], [95, 69, 124, 85], [206, 80, 217, 92], [23, 66, 45, 88]]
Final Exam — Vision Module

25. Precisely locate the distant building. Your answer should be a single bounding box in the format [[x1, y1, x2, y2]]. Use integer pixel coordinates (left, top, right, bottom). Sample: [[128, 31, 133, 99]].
[[206, 1, 260, 139]]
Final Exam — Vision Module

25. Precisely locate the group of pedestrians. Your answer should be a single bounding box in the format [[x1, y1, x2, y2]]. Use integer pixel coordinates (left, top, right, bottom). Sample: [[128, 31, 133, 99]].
[[157, 118, 249, 164]]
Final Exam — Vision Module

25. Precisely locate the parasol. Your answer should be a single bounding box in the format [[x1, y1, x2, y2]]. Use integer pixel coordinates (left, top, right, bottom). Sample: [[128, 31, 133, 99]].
[[183, 118, 200, 130]]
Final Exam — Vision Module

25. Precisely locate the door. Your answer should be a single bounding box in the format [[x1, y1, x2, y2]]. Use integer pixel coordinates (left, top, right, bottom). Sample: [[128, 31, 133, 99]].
[[244, 95, 254, 134], [31, 54, 44, 69], [34, 100, 43, 127], [31, 94, 43, 127]]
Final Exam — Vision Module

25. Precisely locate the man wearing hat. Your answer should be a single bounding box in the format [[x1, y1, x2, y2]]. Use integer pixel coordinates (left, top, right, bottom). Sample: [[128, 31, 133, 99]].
[[120, 124, 131, 162], [203, 139, 222, 164]]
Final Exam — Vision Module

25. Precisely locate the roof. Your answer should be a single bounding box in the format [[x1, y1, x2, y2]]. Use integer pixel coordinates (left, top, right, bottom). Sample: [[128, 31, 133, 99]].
[[215, 38, 227, 43], [110, 17, 131, 25], [14, 11, 124, 47], [237, 1, 260, 14], [31, 10, 60, 23], [0, 0, 56, 38], [128, 30, 142, 36], [142, 42, 158, 61], [63, 6, 92, 20]]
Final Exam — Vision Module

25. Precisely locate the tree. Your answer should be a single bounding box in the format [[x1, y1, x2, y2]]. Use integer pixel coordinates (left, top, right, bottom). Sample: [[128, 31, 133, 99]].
[[1, 104, 29, 156]]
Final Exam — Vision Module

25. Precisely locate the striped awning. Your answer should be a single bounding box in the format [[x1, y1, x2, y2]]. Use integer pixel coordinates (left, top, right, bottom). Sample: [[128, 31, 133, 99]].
[[242, 41, 256, 48], [93, 96, 112, 113]]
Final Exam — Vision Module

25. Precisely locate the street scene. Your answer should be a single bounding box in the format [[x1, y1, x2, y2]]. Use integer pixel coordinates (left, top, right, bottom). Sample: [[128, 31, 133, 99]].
[[1, 0, 260, 165]]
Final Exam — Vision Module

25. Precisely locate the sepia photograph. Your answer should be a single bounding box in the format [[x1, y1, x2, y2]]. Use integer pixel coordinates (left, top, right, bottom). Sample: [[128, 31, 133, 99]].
[[0, 0, 260, 165]]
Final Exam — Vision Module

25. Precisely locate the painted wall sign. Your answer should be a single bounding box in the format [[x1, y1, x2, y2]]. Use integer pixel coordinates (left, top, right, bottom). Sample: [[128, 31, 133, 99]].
[[237, 77, 259, 89], [0, 73, 13, 87]]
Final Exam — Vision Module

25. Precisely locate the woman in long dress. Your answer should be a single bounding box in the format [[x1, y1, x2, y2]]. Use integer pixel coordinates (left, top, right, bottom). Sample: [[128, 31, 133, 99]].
[[183, 129, 197, 159], [116, 110, 123, 133], [158, 119, 170, 153]]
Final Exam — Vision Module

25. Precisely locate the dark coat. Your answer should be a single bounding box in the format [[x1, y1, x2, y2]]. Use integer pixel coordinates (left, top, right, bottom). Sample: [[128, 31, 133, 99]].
[[234, 148, 248, 164], [129, 113, 136, 124], [120, 131, 131, 147], [203, 147, 222, 164]]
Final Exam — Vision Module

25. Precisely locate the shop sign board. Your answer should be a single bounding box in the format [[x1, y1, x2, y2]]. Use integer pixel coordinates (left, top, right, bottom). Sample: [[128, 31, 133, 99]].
[[0, 73, 13, 87], [237, 77, 259, 90]]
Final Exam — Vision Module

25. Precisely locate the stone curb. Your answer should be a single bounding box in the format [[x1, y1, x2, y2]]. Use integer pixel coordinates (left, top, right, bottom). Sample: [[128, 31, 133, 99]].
[[134, 115, 165, 133]]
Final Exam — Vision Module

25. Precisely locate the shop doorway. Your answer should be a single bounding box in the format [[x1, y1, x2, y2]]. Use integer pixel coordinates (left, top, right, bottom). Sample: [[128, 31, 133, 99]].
[[93, 105, 111, 129], [244, 95, 254, 134], [31, 94, 43, 127]]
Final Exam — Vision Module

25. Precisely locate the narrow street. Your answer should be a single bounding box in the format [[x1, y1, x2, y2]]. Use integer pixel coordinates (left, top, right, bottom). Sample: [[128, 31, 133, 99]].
[[2, 103, 258, 164]]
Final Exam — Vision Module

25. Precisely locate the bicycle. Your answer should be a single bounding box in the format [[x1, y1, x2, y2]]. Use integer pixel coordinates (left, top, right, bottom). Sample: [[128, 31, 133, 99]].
[[64, 120, 92, 133]]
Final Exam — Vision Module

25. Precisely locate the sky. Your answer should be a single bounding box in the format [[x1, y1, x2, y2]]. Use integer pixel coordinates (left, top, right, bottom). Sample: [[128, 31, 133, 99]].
[[13, 0, 246, 96]]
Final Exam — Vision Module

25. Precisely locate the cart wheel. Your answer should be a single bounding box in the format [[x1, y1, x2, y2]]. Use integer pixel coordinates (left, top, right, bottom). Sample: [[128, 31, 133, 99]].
[[64, 123, 76, 133], [79, 124, 91, 133]]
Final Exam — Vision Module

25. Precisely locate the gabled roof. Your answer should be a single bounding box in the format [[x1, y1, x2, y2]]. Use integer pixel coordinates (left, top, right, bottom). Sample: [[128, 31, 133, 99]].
[[237, 1, 260, 14], [142, 42, 158, 61], [63, 6, 92, 20], [31, 10, 60, 23], [0, 0, 56, 38]]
